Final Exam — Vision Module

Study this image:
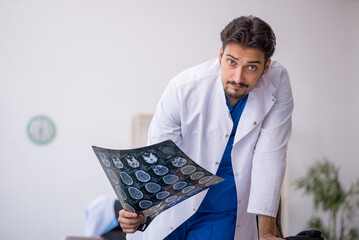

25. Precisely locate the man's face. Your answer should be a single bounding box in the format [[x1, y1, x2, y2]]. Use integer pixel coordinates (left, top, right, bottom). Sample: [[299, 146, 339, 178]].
[[219, 43, 271, 106]]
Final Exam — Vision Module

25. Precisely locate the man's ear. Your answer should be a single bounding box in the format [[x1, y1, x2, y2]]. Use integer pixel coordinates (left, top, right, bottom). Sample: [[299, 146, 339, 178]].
[[262, 59, 271, 75], [218, 47, 223, 65]]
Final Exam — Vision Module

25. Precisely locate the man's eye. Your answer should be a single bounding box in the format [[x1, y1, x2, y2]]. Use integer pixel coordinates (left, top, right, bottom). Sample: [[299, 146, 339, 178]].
[[248, 65, 257, 70], [227, 59, 235, 65]]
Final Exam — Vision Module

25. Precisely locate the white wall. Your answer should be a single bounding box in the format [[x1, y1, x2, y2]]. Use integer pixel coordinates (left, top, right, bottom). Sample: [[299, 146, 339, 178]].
[[1, 0, 358, 239]]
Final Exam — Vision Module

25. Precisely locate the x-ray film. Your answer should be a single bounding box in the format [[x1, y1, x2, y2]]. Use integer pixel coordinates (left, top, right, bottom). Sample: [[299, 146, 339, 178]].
[[92, 140, 224, 231]]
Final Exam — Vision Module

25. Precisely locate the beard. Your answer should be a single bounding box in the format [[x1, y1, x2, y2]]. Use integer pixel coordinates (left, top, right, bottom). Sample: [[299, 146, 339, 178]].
[[224, 82, 249, 100]]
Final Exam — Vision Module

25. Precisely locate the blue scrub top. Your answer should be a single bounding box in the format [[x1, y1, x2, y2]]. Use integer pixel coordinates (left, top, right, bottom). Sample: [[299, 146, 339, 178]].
[[164, 95, 249, 240], [197, 94, 248, 215]]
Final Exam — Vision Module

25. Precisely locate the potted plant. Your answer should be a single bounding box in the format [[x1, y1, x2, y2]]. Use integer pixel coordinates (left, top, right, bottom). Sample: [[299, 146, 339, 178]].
[[295, 158, 359, 240]]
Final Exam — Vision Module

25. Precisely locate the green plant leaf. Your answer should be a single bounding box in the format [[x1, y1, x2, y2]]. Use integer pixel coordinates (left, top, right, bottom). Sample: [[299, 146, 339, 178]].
[[295, 158, 346, 212], [347, 227, 359, 240], [307, 216, 330, 239]]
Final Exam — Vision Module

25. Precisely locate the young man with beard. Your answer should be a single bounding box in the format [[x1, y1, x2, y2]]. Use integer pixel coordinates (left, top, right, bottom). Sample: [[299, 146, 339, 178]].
[[118, 15, 293, 240]]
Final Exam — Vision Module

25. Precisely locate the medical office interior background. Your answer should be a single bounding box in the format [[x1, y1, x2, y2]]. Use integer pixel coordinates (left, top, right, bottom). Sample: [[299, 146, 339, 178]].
[[1, 0, 359, 239]]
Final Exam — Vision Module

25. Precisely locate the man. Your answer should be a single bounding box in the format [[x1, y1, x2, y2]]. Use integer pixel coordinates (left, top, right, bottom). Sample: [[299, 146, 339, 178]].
[[118, 15, 293, 240]]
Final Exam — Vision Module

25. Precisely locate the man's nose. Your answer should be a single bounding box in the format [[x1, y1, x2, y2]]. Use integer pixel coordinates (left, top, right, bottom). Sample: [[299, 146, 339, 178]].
[[233, 67, 244, 83]]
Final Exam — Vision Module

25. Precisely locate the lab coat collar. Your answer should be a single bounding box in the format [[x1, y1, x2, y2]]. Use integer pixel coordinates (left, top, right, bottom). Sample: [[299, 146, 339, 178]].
[[233, 74, 276, 145]]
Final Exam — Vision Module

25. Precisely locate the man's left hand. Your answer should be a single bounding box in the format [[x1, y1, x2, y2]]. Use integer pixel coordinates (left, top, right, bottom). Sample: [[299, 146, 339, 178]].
[[260, 233, 284, 240], [258, 215, 284, 240]]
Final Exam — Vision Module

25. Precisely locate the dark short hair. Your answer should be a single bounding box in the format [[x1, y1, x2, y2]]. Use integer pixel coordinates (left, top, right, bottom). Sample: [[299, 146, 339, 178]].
[[220, 16, 276, 61]]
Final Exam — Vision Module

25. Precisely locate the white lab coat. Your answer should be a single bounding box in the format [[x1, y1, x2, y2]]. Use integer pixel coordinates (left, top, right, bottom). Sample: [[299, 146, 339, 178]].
[[127, 58, 293, 240]]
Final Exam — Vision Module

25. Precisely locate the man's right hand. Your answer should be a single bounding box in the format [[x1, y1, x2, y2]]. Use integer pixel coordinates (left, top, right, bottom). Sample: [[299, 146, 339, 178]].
[[118, 209, 145, 233]]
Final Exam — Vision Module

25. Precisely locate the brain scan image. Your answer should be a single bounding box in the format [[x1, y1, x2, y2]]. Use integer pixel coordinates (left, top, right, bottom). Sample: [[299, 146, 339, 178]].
[[182, 186, 195, 194], [120, 172, 134, 185], [126, 156, 140, 168], [156, 191, 170, 199], [162, 174, 179, 184], [143, 152, 158, 164], [99, 153, 111, 167], [128, 187, 144, 199], [173, 181, 187, 190], [171, 157, 187, 167], [111, 154, 124, 169], [199, 176, 213, 184], [181, 165, 196, 175], [190, 171, 205, 180], [135, 170, 151, 182], [116, 186, 127, 200], [176, 196, 184, 202], [161, 146, 176, 157], [139, 200, 153, 209], [153, 165, 169, 176], [149, 203, 161, 212], [124, 203, 135, 212], [145, 182, 161, 193], [165, 196, 177, 203], [107, 169, 119, 184], [93, 140, 224, 232], [149, 202, 166, 212]]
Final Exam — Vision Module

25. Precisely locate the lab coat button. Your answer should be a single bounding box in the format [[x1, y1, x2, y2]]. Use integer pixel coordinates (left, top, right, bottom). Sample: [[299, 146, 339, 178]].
[[225, 134, 229, 138], [193, 208, 196, 211], [215, 162, 219, 165], [272, 98, 276, 102], [170, 227, 174, 230], [253, 121, 257, 125], [236, 224, 240, 228]]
